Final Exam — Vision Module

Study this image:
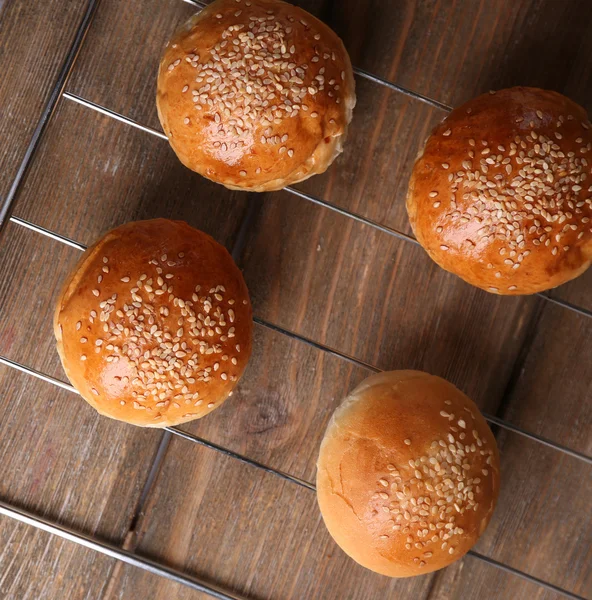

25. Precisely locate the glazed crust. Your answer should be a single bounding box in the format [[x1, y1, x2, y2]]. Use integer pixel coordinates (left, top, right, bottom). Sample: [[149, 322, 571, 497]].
[[407, 87, 592, 295], [156, 0, 356, 192], [317, 371, 500, 578], [54, 219, 252, 427]]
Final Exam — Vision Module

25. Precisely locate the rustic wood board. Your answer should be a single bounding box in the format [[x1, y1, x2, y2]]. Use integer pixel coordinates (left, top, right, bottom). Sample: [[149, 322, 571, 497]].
[[178, 322, 371, 483], [0, 0, 88, 200], [12, 99, 248, 247], [66, 0, 197, 131], [0, 223, 164, 597], [329, 0, 592, 111], [0, 518, 115, 600], [0, 38, 249, 600], [101, 439, 435, 600], [0, 0, 591, 598], [239, 189, 538, 413]]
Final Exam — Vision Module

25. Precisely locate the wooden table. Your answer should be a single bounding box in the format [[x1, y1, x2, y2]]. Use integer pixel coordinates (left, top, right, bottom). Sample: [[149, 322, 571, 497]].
[[0, 0, 590, 598]]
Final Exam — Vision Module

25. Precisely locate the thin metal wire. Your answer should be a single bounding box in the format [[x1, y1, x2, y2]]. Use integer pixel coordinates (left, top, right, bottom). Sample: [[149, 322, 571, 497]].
[[281, 186, 419, 245], [9, 216, 87, 251], [5, 216, 592, 465], [64, 93, 168, 140], [0, 356, 587, 599], [0, 500, 247, 600], [60, 93, 592, 324], [164, 427, 315, 491], [62, 93, 417, 244], [536, 292, 592, 320], [0, 0, 100, 236]]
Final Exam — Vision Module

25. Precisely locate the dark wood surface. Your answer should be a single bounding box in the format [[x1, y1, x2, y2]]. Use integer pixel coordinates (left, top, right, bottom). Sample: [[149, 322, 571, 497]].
[[0, 0, 88, 202], [0, 0, 591, 598]]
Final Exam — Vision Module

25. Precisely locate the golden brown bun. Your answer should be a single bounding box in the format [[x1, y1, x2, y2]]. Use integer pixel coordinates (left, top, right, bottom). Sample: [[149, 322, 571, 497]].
[[316, 371, 500, 578], [156, 0, 355, 192], [407, 87, 592, 295], [54, 219, 252, 428]]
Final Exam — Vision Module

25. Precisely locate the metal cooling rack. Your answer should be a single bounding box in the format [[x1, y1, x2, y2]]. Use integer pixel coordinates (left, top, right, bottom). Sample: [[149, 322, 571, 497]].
[[0, 1, 590, 598]]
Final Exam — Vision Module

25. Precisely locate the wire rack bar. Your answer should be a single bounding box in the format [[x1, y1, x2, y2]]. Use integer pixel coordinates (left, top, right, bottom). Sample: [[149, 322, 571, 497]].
[[0, 500, 247, 600], [9, 215, 87, 251], [0, 357, 585, 600], [0, 0, 99, 236], [5, 217, 591, 465], [60, 93, 592, 324]]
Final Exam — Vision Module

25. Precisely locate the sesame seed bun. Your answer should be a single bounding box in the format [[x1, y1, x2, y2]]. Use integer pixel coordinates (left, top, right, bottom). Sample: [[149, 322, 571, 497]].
[[316, 371, 500, 578], [406, 87, 592, 295], [156, 0, 356, 192], [53, 219, 252, 428]]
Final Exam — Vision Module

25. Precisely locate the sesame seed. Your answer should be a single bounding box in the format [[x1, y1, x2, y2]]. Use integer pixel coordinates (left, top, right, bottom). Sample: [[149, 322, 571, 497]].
[[404, 439, 412, 446]]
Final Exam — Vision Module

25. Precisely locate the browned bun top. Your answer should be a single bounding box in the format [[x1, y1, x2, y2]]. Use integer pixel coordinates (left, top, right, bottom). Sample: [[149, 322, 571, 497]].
[[54, 219, 252, 427], [407, 87, 592, 295], [156, 0, 356, 192], [316, 371, 500, 578]]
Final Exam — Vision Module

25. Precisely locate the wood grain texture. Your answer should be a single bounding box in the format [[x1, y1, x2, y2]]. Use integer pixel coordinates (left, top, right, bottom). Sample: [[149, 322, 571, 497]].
[[12, 99, 248, 248], [0, 0, 591, 598], [0, 224, 165, 598], [293, 77, 445, 231], [0, 518, 115, 600], [103, 439, 435, 600], [102, 422, 590, 599], [0, 365, 161, 598], [66, 0, 196, 131], [176, 322, 371, 483], [239, 190, 537, 413], [329, 0, 592, 111], [0, 0, 88, 200]]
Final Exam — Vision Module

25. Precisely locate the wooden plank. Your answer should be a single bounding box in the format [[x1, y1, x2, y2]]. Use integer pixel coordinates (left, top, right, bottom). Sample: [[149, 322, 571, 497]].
[[0, 56, 250, 599], [330, 0, 592, 111], [174, 320, 371, 483], [103, 418, 588, 599], [66, 0, 197, 130], [65, 0, 445, 232], [293, 78, 445, 232], [1, 0, 589, 598], [0, 0, 88, 199], [0, 222, 163, 596], [102, 439, 435, 600], [501, 304, 592, 459], [0, 363, 159, 538], [550, 268, 592, 314], [12, 99, 248, 248], [0, 365, 161, 598], [424, 557, 568, 600], [0, 221, 81, 376], [0, 518, 115, 600], [426, 304, 592, 598], [239, 190, 537, 414]]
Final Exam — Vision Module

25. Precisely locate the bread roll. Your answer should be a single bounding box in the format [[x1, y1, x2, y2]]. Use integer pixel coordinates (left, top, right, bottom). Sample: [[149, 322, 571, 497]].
[[54, 219, 252, 427], [316, 370, 500, 577], [157, 0, 356, 192], [407, 87, 592, 295]]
